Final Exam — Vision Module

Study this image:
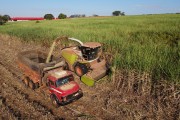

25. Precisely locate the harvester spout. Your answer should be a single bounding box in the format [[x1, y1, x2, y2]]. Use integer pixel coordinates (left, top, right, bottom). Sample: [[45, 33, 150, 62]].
[[46, 40, 57, 63], [68, 38, 83, 46], [46, 36, 68, 63]]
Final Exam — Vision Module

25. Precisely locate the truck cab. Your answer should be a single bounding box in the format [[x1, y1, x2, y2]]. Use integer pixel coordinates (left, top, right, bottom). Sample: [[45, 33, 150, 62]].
[[47, 70, 83, 107]]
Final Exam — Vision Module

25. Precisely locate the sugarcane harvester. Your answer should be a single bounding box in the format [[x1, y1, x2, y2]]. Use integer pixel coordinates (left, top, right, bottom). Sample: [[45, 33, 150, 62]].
[[47, 36, 109, 86]]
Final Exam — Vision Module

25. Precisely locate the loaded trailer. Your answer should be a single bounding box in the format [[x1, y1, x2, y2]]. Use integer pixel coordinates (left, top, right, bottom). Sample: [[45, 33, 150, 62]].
[[17, 50, 83, 107]]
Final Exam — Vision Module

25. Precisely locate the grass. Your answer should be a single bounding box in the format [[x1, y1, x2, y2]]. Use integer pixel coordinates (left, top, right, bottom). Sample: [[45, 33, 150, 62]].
[[0, 14, 180, 82]]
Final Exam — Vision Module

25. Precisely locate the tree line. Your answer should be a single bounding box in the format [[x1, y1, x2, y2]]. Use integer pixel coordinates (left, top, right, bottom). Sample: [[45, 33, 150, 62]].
[[44, 13, 67, 20], [44, 10, 125, 20], [1, 10, 125, 25]]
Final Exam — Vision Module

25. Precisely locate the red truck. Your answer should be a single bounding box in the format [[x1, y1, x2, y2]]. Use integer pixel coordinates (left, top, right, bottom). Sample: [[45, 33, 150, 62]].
[[17, 50, 83, 107]]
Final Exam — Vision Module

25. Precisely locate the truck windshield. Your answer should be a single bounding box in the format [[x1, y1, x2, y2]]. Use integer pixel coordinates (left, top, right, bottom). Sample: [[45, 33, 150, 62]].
[[56, 75, 73, 87]]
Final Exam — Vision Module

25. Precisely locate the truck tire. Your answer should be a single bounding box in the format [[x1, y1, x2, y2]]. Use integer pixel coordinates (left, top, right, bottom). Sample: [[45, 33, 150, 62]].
[[50, 95, 59, 108], [29, 80, 35, 90], [74, 63, 88, 77]]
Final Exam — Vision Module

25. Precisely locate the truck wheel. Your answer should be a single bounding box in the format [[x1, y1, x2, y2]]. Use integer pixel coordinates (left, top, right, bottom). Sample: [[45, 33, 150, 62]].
[[74, 63, 88, 77], [24, 77, 29, 87], [29, 80, 35, 90], [50, 95, 59, 108]]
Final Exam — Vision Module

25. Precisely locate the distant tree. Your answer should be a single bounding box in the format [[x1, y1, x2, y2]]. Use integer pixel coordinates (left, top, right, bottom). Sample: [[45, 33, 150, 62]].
[[93, 14, 99, 17], [3, 15, 11, 22], [0, 15, 3, 25], [121, 12, 125, 16], [0, 14, 11, 25], [58, 13, 67, 19], [112, 11, 121, 16], [69, 15, 74, 18], [112, 11, 125, 16], [44, 14, 54, 20], [82, 14, 86, 17], [0, 15, 5, 25], [70, 14, 86, 18]]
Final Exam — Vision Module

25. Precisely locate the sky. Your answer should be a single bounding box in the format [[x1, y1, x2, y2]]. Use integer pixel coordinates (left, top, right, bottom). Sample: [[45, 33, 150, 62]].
[[0, 0, 180, 17]]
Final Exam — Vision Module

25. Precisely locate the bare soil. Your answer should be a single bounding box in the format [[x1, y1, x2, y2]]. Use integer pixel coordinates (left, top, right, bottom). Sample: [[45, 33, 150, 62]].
[[0, 34, 179, 120]]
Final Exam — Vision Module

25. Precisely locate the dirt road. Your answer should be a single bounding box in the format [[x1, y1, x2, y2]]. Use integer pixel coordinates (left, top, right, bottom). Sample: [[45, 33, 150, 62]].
[[0, 34, 179, 120]]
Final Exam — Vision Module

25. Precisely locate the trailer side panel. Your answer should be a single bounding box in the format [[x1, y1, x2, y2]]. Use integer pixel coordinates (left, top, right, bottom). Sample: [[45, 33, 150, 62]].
[[18, 60, 40, 83]]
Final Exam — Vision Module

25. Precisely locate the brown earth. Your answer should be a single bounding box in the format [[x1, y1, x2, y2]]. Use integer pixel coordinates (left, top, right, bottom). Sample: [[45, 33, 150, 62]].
[[0, 34, 179, 120]]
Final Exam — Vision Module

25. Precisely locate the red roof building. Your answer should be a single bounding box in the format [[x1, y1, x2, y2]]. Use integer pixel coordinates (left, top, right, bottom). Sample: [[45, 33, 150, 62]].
[[11, 17, 44, 21]]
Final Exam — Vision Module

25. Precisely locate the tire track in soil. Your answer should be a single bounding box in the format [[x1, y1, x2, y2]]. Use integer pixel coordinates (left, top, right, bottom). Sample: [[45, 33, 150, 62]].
[[0, 96, 26, 119]]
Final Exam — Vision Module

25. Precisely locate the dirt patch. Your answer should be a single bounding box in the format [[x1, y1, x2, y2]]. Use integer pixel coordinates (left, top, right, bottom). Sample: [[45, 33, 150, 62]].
[[0, 34, 179, 120]]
